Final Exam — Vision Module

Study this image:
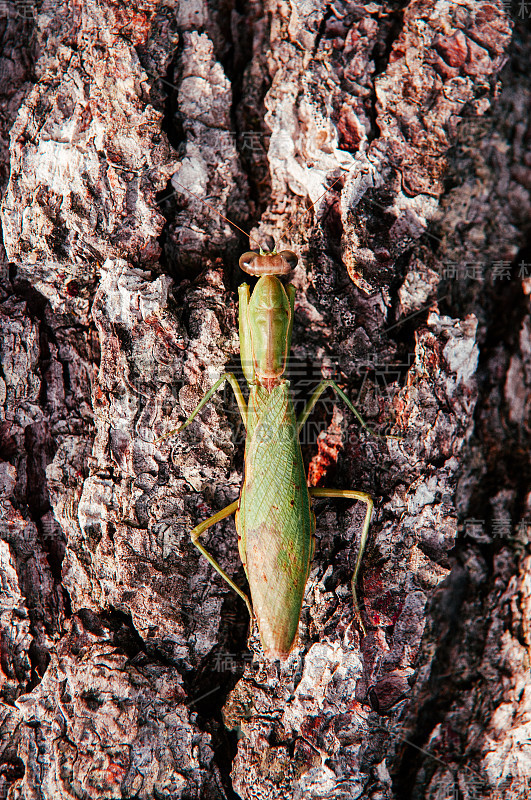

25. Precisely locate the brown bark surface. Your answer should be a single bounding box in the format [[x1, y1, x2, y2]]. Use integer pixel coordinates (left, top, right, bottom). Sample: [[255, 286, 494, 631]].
[[0, 1, 529, 799]]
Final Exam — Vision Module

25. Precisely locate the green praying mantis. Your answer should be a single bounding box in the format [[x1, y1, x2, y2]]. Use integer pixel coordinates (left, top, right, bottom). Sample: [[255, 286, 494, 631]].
[[162, 187, 375, 660]]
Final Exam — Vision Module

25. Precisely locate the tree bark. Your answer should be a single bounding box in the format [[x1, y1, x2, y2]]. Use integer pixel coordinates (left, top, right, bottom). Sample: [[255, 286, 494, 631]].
[[0, 1, 528, 799]]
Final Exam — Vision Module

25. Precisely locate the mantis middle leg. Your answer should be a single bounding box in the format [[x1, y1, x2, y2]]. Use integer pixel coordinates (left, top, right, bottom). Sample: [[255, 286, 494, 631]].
[[297, 378, 375, 435], [158, 372, 248, 442]]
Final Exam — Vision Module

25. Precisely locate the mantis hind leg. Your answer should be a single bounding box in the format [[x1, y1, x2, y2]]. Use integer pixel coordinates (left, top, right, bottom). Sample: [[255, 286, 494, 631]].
[[190, 500, 253, 620], [309, 488, 373, 636]]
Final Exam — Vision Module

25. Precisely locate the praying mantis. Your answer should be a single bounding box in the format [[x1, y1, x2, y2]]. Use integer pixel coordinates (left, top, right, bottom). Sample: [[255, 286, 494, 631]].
[[162, 188, 375, 660]]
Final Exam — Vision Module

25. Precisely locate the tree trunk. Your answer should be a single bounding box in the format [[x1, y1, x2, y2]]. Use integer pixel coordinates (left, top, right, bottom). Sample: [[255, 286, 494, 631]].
[[0, 1, 528, 799]]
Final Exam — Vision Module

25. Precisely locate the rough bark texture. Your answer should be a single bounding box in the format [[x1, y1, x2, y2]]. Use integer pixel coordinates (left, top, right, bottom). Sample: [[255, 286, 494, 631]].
[[0, 1, 528, 799]]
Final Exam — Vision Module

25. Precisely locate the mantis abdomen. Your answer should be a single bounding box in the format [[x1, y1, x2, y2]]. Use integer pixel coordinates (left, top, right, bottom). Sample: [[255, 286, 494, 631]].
[[236, 383, 315, 659]]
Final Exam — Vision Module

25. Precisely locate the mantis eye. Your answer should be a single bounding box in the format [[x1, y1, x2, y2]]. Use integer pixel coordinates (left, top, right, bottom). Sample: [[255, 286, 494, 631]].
[[239, 251, 259, 273], [277, 250, 298, 270]]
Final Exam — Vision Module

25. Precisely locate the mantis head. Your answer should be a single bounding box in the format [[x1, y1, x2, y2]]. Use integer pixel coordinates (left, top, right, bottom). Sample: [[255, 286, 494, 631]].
[[239, 243, 298, 276]]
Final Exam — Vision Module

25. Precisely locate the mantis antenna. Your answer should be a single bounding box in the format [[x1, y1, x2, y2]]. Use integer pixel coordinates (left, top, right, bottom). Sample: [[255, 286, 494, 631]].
[[173, 165, 352, 258]]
